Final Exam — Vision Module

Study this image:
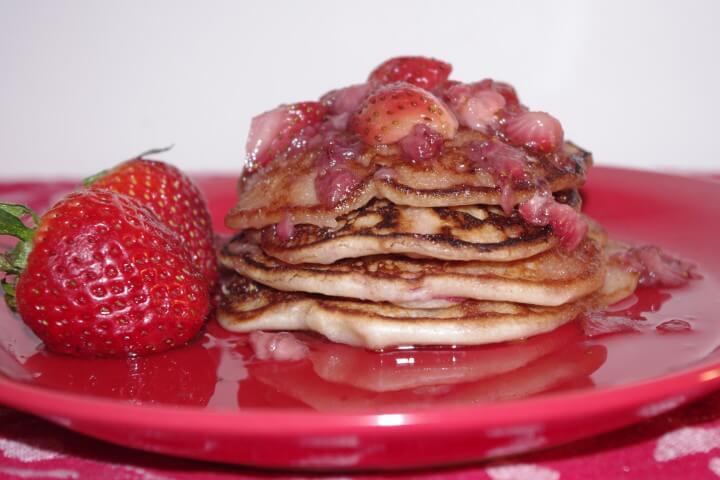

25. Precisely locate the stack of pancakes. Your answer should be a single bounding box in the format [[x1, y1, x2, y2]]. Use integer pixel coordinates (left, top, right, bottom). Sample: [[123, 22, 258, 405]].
[[219, 131, 638, 349]]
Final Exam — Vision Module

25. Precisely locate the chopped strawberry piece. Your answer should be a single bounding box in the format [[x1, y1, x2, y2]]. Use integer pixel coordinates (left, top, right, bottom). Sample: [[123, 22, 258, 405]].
[[468, 141, 528, 180], [314, 134, 364, 207], [546, 201, 588, 250], [519, 188, 588, 249], [473, 79, 521, 106], [368, 56, 452, 91], [320, 83, 373, 115], [581, 312, 641, 338], [275, 212, 295, 242], [448, 87, 506, 132], [615, 246, 697, 287], [246, 102, 327, 168], [467, 141, 528, 213], [399, 124, 444, 162], [249, 331, 308, 361], [656, 319, 692, 333], [315, 168, 360, 207], [373, 167, 397, 181], [504, 111, 564, 154], [349, 82, 458, 145]]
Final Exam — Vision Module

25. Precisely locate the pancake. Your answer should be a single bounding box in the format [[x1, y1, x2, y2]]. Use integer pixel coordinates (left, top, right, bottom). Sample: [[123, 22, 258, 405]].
[[248, 343, 606, 411], [308, 320, 583, 392], [225, 130, 591, 231], [218, 256, 637, 350], [254, 190, 581, 265], [220, 236, 605, 308]]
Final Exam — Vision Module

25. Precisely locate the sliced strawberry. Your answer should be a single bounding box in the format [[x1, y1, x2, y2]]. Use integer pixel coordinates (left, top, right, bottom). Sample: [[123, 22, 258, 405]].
[[467, 140, 528, 181], [519, 187, 587, 250], [447, 85, 506, 132], [504, 111, 564, 154], [249, 331, 308, 361], [368, 56, 452, 91], [349, 82, 458, 145], [275, 212, 295, 242], [614, 245, 697, 287], [320, 83, 373, 115], [314, 134, 364, 207], [467, 141, 528, 212], [399, 124, 444, 162], [474, 79, 520, 106], [246, 102, 328, 169]]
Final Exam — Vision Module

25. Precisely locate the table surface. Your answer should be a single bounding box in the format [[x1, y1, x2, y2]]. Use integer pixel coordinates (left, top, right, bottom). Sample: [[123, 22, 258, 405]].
[[1, 175, 719, 480]]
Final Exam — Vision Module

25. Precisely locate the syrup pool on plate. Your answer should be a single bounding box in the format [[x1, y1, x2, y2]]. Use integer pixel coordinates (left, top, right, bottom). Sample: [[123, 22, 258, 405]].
[[0, 269, 716, 412]]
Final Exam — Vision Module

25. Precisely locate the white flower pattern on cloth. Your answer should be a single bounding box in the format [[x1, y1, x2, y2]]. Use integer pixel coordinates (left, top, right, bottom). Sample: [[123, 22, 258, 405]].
[[0, 466, 79, 479], [486, 463, 560, 480], [0, 438, 63, 463], [654, 426, 720, 462], [709, 457, 720, 477]]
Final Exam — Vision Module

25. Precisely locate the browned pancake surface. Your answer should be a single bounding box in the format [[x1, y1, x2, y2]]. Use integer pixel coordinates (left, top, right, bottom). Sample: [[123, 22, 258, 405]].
[[220, 237, 606, 307], [226, 130, 591, 230], [218, 257, 637, 349], [255, 191, 581, 264]]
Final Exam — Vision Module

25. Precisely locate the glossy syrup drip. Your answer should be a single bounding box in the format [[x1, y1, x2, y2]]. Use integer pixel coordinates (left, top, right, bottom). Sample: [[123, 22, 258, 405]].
[[1, 268, 717, 412]]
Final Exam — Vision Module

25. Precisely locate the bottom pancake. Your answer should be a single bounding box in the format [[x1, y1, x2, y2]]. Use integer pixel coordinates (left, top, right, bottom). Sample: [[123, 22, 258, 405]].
[[218, 257, 638, 349]]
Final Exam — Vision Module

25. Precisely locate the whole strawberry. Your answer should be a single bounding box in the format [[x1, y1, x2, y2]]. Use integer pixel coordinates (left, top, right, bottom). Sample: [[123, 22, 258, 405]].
[[0, 190, 210, 357], [87, 156, 217, 287]]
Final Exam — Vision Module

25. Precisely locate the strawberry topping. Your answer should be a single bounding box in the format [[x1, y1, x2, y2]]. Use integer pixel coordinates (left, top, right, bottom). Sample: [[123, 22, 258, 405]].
[[368, 56, 452, 91], [468, 141, 528, 180], [467, 141, 529, 213], [519, 187, 587, 250], [249, 331, 308, 361], [349, 82, 458, 145], [581, 312, 640, 338], [399, 124, 445, 162], [454, 89, 506, 132], [320, 83, 373, 115], [614, 245, 697, 287], [473, 79, 521, 106], [246, 102, 327, 169], [504, 111, 564, 154], [314, 134, 364, 207], [275, 212, 295, 242]]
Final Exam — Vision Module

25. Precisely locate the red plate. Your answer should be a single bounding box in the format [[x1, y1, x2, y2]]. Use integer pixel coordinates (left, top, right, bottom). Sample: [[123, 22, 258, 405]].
[[0, 168, 719, 471]]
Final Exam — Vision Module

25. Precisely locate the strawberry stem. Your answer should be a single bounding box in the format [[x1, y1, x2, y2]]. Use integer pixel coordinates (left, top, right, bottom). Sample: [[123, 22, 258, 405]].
[[135, 145, 174, 158], [0, 203, 38, 311], [82, 169, 109, 187], [83, 145, 175, 186]]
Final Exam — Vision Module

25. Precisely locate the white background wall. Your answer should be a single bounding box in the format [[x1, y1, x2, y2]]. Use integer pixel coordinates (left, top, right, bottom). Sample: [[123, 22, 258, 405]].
[[1, 0, 718, 178]]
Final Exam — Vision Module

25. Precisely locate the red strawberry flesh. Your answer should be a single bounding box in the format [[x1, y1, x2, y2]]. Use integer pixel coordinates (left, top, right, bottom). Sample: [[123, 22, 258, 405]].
[[399, 124, 444, 162], [320, 83, 373, 115], [369, 56, 452, 91], [613, 245, 697, 287], [519, 188, 587, 250], [349, 82, 458, 145], [246, 102, 327, 169], [504, 111, 564, 154]]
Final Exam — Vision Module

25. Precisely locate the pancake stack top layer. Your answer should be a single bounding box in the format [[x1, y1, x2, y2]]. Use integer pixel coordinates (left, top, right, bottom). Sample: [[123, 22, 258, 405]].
[[219, 56, 639, 349]]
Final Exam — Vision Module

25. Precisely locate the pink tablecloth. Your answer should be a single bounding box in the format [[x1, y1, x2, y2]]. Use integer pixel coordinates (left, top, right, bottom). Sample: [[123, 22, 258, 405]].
[[2, 176, 720, 480], [4, 393, 720, 480]]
